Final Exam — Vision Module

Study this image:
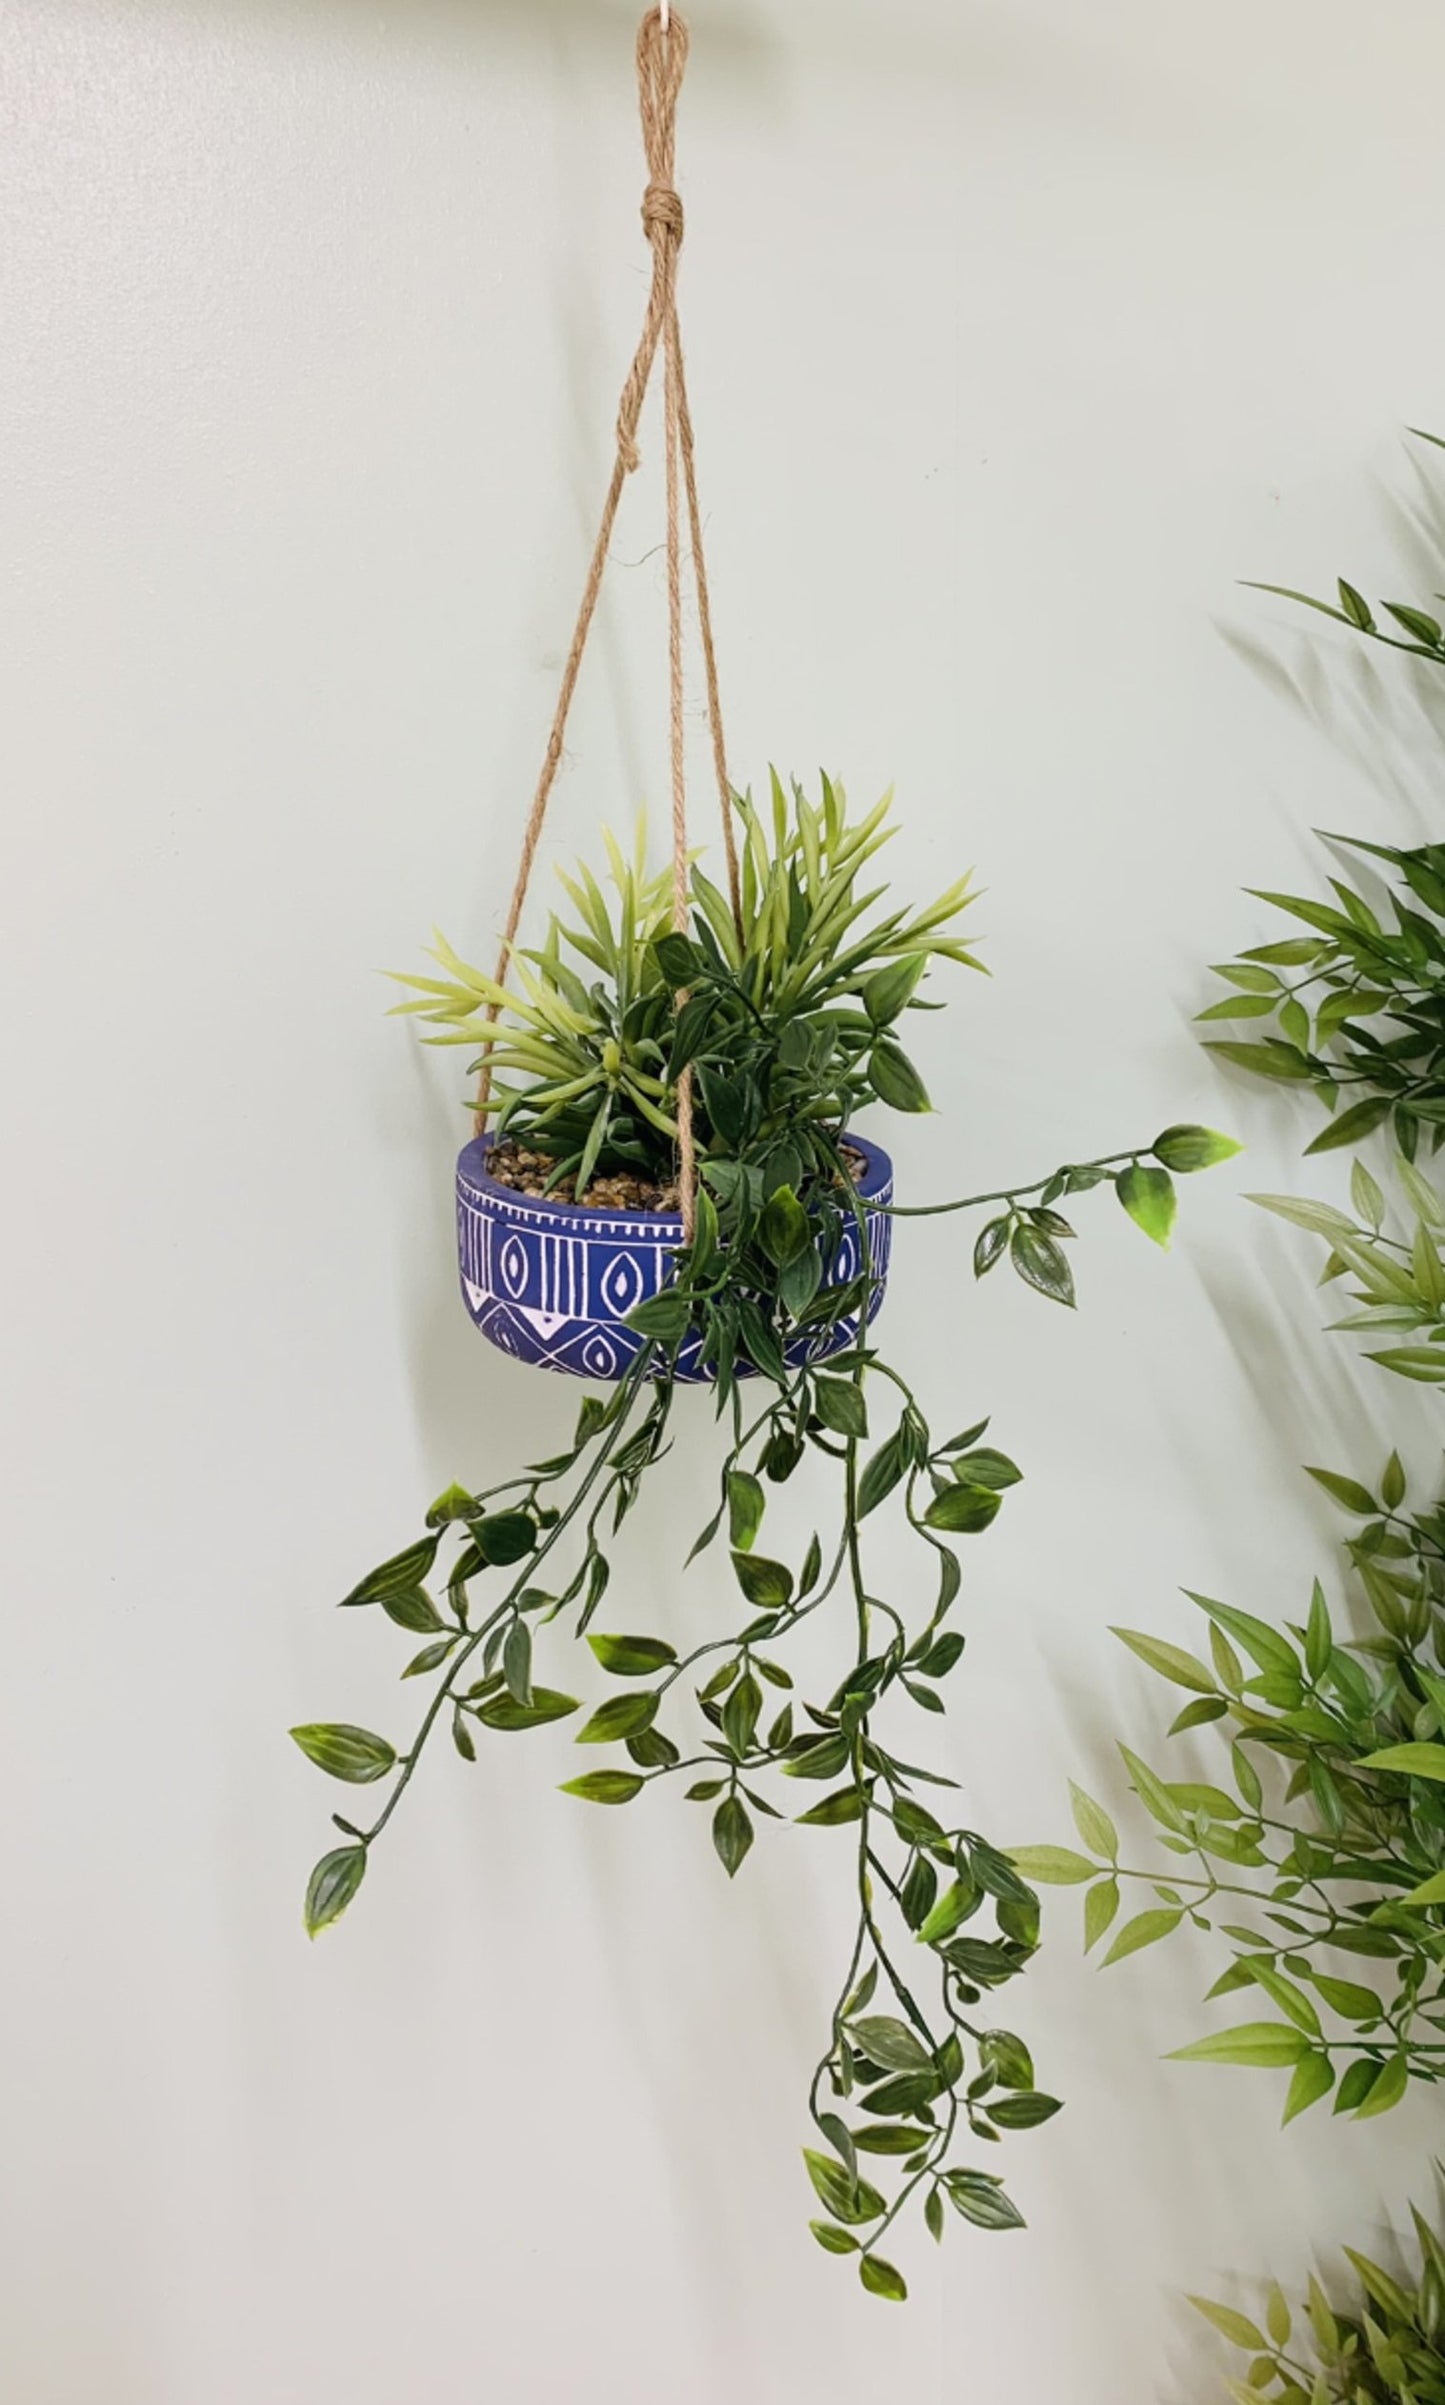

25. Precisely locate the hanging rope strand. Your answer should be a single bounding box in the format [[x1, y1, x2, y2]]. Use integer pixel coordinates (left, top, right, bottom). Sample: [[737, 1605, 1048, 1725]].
[[675, 351, 743, 939], [474, 6, 731, 1245]]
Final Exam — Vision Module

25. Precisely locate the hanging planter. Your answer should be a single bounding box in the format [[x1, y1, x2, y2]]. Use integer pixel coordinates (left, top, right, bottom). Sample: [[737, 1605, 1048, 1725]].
[[293, 7, 1240, 2305], [454, 1128, 893, 1382]]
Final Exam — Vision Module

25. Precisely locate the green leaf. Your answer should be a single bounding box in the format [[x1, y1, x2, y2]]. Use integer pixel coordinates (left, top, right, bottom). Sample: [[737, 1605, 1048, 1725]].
[[813, 1376, 869, 1440], [341, 1534, 440, 1608], [289, 1723, 396, 1784], [975, 2030, 1032, 2090], [1084, 1876, 1120, 1952], [726, 1471, 766, 1552], [1337, 577, 1375, 629], [1112, 1627, 1217, 1695], [559, 1770, 644, 1804], [943, 2171, 1025, 2231], [470, 1510, 538, 1566], [1189, 2298, 1269, 2353], [1303, 1095, 1395, 1155], [917, 1880, 973, 1945], [1282, 2051, 1335, 2123], [721, 1670, 762, 1757], [1309, 1972, 1383, 2020], [973, 1217, 1010, 1277], [1384, 600, 1444, 645], [712, 1794, 754, 1876], [1265, 2282, 1292, 2350], [795, 1786, 866, 1827], [809, 2221, 859, 2256], [1103, 1907, 1182, 1965], [858, 2255, 908, 2302], [869, 1040, 931, 1113], [425, 1483, 476, 1528], [857, 1432, 907, 1519], [850, 2016, 933, 2074], [731, 1550, 794, 1609], [1116, 1162, 1177, 1248], [1244, 1960, 1320, 2037], [783, 1733, 851, 1781], [863, 952, 927, 1025], [1009, 1221, 1076, 1308], [304, 1844, 367, 1936], [1169, 2022, 1309, 2068], [1357, 1742, 1445, 1781], [1334, 2057, 1381, 2114], [1193, 1594, 1299, 1679], [1152, 1124, 1243, 1173], [1205, 1040, 1314, 1082], [503, 1617, 533, 1707], [1006, 1845, 1096, 1885], [1196, 993, 1280, 1021], [949, 1447, 1021, 1490], [923, 1482, 1001, 1534], [576, 1692, 658, 1745], [587, 1632, 678, 1676], [625, 1287, 692, 1344], [380, 1584, 445, 1634], [402, 1636, 458, 1679], [802, 2149, 884, 2226], [782, 1250, 823, 1337], [1368, 1347, 1445, 1384], [1170, 1697, 1229, 1733], [759, 1185, 812, 1268], [1353, 2051, 1408, 2119], [853, 2122, 934, 2155], [1305, 1467, 1377, 1515], [476, 1687, 579, 1731], [1117, 1743, 1190, 1834], [1351, 1158, 1386, 1229], [654, 931, 703, 986], [1068, 1784, 1118, 1860], [987, 2091, 1062, 2130]]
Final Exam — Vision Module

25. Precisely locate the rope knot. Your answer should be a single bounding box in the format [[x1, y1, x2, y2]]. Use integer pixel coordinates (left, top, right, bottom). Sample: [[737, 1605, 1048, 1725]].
[[642, 181, 684, 243]]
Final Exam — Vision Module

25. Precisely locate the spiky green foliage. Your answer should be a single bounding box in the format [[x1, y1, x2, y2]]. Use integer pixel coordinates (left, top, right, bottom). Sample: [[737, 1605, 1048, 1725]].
[[391, 821, 680, 1195], [390, 772, 981, 1194], [1251, 1158, 1445, 1390], [1194, 2193, 1445, 2403], [1203, 837, 1445, 1164], [1022, 1451, 1445, 2125]]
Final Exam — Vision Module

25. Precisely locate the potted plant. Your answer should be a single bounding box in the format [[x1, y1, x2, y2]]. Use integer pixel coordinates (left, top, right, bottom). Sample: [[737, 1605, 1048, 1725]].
[[293, 778, 1236, 2299], [290, 5, 1237, 2301]]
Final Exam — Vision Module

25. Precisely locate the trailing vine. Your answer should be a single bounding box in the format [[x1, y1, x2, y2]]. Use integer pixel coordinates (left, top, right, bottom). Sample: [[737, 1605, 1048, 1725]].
[[294, 1105, 1235, 2297]]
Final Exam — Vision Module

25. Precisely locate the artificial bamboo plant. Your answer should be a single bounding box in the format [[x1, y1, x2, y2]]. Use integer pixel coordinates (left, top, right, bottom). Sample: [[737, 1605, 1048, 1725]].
[[1023, 437, 1445, 2139]]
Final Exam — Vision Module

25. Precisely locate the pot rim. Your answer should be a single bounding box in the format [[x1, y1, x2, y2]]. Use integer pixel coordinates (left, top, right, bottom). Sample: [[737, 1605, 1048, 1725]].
[[456, 1127, 894, 1234]]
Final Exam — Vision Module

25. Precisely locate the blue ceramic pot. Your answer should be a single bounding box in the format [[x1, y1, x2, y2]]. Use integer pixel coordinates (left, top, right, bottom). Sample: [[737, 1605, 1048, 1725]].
[[455, 1132, 894, 1383]]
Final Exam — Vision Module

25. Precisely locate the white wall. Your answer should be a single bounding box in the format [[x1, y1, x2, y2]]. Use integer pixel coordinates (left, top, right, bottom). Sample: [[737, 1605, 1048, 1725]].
[[5, 2, 1443, 2397]]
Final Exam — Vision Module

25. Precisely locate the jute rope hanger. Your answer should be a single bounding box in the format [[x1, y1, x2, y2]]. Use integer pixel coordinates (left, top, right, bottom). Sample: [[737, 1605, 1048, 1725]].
[[474, 4, 740, 1244]]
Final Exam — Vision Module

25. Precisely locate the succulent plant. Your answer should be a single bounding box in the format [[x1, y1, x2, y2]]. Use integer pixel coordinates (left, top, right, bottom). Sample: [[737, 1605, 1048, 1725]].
[[390, 772, 982, 1197]]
